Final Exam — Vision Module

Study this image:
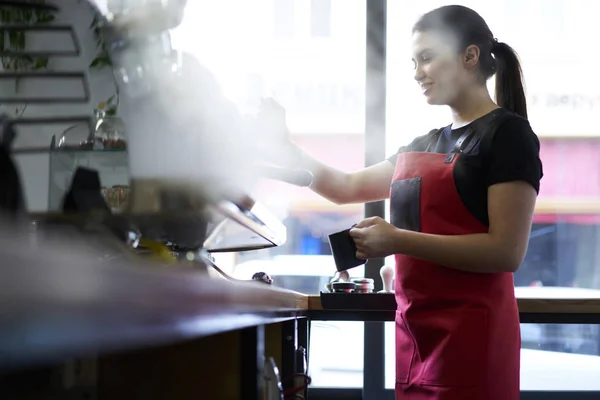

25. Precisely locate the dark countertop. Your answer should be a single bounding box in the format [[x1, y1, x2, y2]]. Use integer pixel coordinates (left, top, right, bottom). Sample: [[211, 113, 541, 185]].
[[0, 228, 307, 370]]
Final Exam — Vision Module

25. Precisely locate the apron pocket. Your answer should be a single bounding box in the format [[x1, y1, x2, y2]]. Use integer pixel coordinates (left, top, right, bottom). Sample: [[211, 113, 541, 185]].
[[390, 177, 421, 231], [395, 310, 416, 384], [419, 308, 488, 387]]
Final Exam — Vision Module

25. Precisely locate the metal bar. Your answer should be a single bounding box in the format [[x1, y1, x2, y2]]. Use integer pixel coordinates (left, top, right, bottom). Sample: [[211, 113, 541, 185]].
[[12, 147, 54, 155], [0, 72, 88, 103], [364, 1, 388, 399], [297, 317, 309, 400], [280, 319, 297, 392], [0, 96, 87, 103], [0, 72, 86, 78], [297, 317, 309, 363], [240, 325, 265, 400], [309, 388, 600, 400], [0, 25, 75, 31], [310, 310, 600, 324], [520, 313, 600, 324], [521, 392, 600, 399], [309, 310, 395, 321], [364, 321, 386, 400], [308, 388, 363, 400], [81, 71, 90, 106], [0, 50, 78, 57], [0, 1, 58, 11], [13, 147, 123, 155], [69, 23, 81, 57], [11, 116, 92, 126], [363, 0, 387, 251]]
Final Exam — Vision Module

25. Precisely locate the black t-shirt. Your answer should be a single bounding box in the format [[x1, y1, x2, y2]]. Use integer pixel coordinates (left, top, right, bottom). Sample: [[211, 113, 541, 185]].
[[387, 109, 544, 227]]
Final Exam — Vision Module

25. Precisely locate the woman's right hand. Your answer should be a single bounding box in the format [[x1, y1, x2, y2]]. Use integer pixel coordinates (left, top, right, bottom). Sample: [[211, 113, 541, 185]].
[[253, 99, 394, 205]]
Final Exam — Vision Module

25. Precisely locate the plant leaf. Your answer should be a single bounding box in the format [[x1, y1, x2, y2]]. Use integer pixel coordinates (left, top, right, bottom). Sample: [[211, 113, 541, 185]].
[[37, 13, 55, 23], [33, 57, 48, 69], [90, 56, 110, 68]]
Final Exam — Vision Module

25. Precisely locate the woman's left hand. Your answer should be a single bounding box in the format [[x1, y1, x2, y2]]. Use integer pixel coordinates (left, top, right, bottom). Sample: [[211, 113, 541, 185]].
[[349, 217, 399, 260]]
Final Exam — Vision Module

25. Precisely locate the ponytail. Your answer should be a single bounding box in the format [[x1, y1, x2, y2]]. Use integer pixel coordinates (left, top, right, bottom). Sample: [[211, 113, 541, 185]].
[[493, 42, 528, 119]]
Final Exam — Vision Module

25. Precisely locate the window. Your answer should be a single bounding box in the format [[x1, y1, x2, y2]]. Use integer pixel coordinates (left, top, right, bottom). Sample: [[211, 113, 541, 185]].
[[385, 0, 600, 392], [274, 0, 295, 38], [310, 0, 332, 38], [540, 0, 566, 37], [171, 0, 367, 388]]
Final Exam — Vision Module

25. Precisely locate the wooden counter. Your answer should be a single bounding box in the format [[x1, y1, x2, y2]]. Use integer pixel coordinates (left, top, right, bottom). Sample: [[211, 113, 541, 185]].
[[308, 295, 600, 313], [307, 294, 600, 324]]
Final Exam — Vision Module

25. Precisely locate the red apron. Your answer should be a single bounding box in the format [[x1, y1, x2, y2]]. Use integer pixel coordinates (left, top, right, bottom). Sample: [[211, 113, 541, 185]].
[[391, 134, 521, 400]]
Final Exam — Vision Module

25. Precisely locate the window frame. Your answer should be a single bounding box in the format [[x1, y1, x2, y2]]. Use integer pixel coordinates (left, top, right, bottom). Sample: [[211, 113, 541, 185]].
[[357, 1, 600, 398]]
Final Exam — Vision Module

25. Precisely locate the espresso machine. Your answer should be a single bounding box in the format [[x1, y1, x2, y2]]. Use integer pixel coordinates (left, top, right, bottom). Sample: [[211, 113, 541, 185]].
[[0, 0, 311, 282]]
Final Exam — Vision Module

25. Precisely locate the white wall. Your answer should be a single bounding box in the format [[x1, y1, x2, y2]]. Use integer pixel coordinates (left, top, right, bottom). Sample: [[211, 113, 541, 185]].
[[6, 0, 119, 211]]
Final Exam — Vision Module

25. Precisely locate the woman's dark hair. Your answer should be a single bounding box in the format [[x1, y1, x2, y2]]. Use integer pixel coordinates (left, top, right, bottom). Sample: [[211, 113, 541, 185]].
[[413, 5, 527, 119]]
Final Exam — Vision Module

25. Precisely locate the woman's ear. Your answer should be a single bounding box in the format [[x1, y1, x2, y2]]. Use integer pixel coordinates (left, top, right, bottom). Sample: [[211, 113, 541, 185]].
[[463, 44, 481, 70]]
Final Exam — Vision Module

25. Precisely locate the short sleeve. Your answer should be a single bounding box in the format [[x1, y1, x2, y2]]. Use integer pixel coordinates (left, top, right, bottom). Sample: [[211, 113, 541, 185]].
[[387, 129, 440, 165], [486, 117, 543, 193], [387, 144, 411, 165]]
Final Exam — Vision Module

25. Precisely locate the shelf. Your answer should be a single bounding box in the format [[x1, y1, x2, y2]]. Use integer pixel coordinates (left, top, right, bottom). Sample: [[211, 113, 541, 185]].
[[50, 149, 128, 169]]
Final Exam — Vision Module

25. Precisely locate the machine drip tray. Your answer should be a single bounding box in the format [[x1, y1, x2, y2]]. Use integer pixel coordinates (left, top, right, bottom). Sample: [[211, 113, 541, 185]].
[[320, 292, 396, 310]]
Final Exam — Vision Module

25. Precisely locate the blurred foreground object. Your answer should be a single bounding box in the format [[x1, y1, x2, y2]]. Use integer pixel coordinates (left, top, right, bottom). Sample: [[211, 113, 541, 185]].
[[0, 215, 302, 370], [0, 115, 25, 215]]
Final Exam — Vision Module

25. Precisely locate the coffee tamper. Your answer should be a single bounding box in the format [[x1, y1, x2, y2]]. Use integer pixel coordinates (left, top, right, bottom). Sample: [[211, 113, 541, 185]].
[[379, 265, 394, 293]]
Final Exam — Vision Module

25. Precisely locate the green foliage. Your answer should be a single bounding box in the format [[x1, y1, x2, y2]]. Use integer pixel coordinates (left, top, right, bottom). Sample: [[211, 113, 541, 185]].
[[0, 1, 54, 75], [89, 9, 119, 116], [0, 0, 55, 116], [89, 13, 112, 69], [98, 94, 117, 116]]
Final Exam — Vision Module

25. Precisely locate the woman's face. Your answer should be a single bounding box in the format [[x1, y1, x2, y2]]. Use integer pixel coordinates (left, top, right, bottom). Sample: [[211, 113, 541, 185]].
[[411, 31, 472, 106]]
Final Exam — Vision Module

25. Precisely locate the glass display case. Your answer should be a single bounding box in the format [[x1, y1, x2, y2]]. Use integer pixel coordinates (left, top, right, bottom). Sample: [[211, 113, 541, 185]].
[[48, 149, 128, 212]]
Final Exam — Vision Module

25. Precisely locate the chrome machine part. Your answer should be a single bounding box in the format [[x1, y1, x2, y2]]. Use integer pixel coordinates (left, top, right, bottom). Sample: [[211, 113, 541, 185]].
[[352, 278, 374, 294], [326, 270, 351, 292], [264, 357, 284, 400], [331, 281, 356, 293]]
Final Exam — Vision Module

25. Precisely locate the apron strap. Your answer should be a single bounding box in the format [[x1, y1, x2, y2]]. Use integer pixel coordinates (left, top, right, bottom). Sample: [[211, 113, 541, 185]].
[[424, 128, 444, 152], [444, 129, 475, 163]]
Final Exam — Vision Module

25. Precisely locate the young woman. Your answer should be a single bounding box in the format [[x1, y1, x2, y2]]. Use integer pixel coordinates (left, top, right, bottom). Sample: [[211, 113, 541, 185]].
[[260, 5, 543, 399]]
